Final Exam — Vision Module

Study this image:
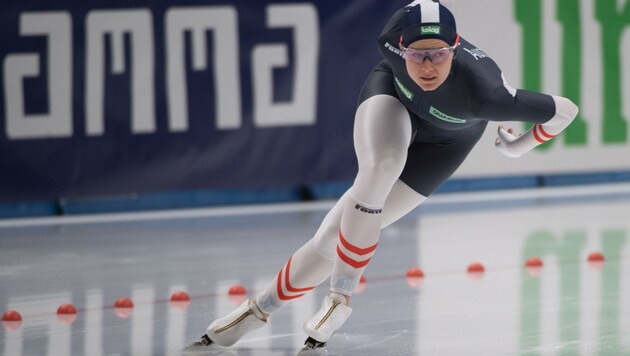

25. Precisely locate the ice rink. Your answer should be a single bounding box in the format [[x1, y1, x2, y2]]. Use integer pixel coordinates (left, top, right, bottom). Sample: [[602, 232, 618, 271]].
[[1, 183, 630, 356]]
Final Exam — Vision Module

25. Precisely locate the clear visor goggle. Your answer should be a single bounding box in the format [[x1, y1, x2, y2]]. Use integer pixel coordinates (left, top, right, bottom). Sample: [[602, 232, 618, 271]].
[[399, 35, 460, 64]]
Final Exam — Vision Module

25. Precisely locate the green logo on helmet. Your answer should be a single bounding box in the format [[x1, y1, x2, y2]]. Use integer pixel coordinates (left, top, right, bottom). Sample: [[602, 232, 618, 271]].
[[421, 26, 441, 35]]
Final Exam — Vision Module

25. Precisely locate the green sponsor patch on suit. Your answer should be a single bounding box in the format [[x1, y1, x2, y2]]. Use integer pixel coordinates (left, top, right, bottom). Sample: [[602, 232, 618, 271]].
[[394, 77, 414, 101], [429, 106, 466, 123]]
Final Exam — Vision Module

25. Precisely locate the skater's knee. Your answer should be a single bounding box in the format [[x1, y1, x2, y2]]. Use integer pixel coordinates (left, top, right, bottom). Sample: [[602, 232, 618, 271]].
[[357, 149, 406, 182], [353, 154, 406, 205]]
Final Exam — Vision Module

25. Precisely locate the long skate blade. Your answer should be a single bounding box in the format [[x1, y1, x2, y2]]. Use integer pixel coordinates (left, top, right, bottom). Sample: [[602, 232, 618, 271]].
[[183, 334, 215, 351], [182, 341, 215, 353], [182, 339, 219, 352], [183, 342, 235, 355], [297, 337, 327, 355], [297, 346, 328, 356], [182, 341, 206, 351]]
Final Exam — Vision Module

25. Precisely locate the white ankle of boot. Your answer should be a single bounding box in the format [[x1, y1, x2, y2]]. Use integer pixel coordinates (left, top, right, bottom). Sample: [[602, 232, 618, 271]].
[[328, 292, 348, 305], [303, 292, 353, 343]]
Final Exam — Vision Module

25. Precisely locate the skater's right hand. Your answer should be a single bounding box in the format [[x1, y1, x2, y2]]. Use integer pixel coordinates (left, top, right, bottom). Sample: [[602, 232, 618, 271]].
[[495, 126, 522, 158]]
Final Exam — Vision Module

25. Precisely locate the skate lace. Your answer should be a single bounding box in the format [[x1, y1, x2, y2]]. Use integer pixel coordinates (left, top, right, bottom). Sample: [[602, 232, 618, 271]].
[[314, 300, 341, 330], [214, 310, 252, 334]]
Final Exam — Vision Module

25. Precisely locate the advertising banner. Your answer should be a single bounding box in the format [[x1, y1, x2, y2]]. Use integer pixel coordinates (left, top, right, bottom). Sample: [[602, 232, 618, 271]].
[[0, 0, 409, 202], [1, 0, 628, 203]]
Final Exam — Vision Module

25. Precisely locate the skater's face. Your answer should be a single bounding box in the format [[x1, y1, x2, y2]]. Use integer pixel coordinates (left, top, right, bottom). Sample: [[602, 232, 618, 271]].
[[402, 38, 455, 91]]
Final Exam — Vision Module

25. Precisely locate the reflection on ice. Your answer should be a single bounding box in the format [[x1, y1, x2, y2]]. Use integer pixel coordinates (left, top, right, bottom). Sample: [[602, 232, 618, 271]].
[[1, 186, 630, 355]]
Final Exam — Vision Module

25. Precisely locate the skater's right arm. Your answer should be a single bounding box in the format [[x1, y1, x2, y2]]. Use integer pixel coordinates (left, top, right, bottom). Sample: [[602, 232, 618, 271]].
[[494, 95, 578, 158]]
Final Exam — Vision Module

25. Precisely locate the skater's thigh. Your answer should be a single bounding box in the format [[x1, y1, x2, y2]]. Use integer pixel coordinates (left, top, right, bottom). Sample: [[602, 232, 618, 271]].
[[352, 64, 413, 205], [352, 95, 412, 205]]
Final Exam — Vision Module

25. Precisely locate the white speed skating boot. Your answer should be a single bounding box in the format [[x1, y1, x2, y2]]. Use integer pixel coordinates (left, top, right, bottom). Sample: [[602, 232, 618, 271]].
[[301, 292, 352, 351], [196, 299, 267, 347]]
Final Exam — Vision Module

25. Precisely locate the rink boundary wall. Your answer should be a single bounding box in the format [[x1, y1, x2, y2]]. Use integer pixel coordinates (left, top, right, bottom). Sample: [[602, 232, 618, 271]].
[[2, 179, 630, 228], [2, 171, 630, 219]]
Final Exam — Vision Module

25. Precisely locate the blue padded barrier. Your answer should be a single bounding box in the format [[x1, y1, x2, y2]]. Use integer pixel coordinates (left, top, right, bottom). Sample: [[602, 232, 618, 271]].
[[56, 187, 304, 215], [2, 171, 630, 218], [0, 202, 59, 219]]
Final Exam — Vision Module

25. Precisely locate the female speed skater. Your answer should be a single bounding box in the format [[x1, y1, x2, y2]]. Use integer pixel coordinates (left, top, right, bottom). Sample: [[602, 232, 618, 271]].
[[188, 0, 578, 351]]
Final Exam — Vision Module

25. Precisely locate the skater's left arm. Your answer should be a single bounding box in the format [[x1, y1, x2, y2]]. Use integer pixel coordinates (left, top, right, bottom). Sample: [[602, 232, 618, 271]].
[[494, 95, 579, 158]]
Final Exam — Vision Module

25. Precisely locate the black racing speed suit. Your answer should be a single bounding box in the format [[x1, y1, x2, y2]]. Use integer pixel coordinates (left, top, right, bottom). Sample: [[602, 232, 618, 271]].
[[357, 7, 556, 196]]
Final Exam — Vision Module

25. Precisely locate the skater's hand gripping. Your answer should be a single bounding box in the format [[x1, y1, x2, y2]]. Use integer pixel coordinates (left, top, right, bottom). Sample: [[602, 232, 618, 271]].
[[495, 126, 522, 158]]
